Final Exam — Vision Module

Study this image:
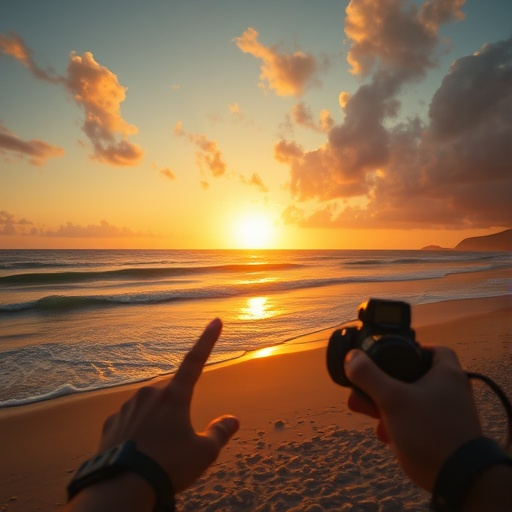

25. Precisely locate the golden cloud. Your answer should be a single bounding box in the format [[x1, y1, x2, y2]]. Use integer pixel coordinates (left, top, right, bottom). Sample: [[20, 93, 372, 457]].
[[66, 52, 144, 166], [0, 125, 64, 166], [175, 122, 227, 178], [234, 27, 326, 97]]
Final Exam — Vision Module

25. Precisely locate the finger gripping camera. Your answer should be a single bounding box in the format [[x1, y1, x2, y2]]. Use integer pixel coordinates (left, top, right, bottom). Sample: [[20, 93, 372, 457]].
[[327, 298, 432, 387]]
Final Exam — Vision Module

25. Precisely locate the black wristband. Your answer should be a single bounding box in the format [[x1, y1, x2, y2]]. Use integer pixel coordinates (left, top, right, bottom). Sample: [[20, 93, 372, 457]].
[[67, 440, 175, 512], [432, 436, 512, 511]]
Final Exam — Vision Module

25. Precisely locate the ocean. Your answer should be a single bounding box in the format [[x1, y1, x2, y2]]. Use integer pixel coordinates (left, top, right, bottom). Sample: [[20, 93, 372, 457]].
[[0, 249, 510, 408]]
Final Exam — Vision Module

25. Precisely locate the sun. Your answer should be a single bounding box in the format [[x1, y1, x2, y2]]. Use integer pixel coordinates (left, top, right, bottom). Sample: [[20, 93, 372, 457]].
[[233, 213, 275, 249]]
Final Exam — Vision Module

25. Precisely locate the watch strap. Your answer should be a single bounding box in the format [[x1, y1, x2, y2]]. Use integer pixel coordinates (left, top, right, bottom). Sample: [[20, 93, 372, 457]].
[[67, 440, 175, 512], [432, 436, 512, 511]]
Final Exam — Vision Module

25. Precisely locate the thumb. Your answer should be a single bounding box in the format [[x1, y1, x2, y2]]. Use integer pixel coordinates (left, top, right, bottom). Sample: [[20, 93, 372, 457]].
[[204, 415, 240, 450], [344, 349, 397, 404], [376, 421, 391, 444]]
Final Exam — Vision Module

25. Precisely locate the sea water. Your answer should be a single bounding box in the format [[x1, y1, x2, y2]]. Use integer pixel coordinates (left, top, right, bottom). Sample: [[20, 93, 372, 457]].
[[0, 249, 510, 407]]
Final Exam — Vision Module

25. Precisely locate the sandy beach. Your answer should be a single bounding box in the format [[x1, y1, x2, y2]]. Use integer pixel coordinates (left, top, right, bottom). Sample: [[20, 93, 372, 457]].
[[1, 295, 510, 511]]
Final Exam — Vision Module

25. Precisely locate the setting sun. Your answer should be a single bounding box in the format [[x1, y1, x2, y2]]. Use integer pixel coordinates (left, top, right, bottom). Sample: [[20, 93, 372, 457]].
[[233, 213, 275, 249]]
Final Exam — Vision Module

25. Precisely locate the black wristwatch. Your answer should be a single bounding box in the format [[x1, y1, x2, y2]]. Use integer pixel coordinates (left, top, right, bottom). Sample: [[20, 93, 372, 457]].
[[67, 440, 176, 512], [432, 436, 512, 511]]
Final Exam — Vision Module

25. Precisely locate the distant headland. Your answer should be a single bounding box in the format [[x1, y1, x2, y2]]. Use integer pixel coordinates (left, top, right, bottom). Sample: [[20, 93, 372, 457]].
[[422, 228, 512, 251]]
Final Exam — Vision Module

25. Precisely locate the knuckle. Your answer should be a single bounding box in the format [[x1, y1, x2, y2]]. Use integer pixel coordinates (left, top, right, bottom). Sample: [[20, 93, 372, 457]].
[[436, 346, 459, 365], [162, 382, 186, 406], [133, 385, 155, 402], [161, 384, 177, 400], [102, 413, 116, 434]]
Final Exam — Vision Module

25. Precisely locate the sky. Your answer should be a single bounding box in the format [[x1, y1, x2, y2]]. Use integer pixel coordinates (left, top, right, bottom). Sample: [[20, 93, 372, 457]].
[[1, 0, 511, 250]]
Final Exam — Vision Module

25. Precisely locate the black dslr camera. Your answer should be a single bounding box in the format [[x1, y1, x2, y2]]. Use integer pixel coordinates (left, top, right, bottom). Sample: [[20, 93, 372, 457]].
[[327, 298, 431, 387]]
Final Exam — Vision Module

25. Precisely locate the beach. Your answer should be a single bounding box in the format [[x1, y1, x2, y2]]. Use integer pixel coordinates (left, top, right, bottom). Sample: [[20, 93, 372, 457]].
[[1, 249, 510, 408], [1, 295, 510, 511]]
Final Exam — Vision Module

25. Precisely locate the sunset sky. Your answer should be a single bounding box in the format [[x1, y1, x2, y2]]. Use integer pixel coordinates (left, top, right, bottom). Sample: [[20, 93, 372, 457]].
[[1, 0, 511, 250]]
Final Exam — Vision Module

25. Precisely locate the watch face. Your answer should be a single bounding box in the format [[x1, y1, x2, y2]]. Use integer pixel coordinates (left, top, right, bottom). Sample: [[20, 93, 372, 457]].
[[68, 442, 134, 500], [79, 445, 122, 475]]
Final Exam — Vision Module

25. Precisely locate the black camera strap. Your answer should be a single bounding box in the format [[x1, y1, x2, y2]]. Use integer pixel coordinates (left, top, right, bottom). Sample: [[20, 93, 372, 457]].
[[465, 371, 512, 452]]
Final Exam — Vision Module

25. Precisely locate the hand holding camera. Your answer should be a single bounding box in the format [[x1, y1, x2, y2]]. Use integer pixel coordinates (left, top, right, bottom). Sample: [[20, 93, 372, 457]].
[[327, 298, 432, 387], [329, 298, 512, 503]]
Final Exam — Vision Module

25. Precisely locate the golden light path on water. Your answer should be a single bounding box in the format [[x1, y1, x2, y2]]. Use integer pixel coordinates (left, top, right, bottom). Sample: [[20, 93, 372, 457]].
[[238, 296, 279, 321]]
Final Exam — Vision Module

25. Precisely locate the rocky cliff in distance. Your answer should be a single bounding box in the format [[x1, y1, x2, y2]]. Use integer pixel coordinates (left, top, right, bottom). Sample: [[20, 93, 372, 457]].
[[421, 229, 512, 251], [421, 244, 450, 250], [454, 228, 512, 251]]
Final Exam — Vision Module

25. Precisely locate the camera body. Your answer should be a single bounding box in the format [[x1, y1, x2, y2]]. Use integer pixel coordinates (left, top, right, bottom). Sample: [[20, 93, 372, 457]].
[[327, 298, 431, 387]]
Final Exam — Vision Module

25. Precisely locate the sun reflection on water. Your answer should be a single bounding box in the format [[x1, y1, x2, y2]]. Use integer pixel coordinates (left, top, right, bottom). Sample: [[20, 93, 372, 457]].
[[238, 296, 276, 320], [237, 276, 277, 285]]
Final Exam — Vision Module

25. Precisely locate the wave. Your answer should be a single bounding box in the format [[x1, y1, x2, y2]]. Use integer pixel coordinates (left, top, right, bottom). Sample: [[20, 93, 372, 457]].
[[0, 261, 83, 271], [1, 256, 509, 315], [0, 347, 248, 408], [0, 271, 451, 315], [345, 253, 507, 266], [345, 259, 383, 266], [0, 262, 302, 287], [0, 290, 227, 313], [0, 379, 155, 408]]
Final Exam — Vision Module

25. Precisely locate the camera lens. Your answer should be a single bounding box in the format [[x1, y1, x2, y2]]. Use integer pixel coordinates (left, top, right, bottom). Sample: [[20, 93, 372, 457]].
[[367, 335, 424, 383]]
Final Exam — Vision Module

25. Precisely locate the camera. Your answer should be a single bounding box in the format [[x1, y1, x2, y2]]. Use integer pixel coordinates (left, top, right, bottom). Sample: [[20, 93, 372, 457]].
[[326, 298, 431, 387]]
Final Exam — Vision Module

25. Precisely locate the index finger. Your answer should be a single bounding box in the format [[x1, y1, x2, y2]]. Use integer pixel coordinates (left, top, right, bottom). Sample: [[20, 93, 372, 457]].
[[172, 318, 223, 393]]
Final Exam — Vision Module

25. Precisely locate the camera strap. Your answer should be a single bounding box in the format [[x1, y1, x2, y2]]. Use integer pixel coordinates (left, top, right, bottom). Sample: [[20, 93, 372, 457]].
[[465, 371, 512, 452]]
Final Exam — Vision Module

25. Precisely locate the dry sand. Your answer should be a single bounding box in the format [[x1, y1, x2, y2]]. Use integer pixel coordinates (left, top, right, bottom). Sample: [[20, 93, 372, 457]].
[[0, 295, 510, 511]]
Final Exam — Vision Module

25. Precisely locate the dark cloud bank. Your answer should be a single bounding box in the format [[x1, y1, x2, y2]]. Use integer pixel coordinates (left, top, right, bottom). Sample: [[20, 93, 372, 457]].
[[273, 0, 511, 230]]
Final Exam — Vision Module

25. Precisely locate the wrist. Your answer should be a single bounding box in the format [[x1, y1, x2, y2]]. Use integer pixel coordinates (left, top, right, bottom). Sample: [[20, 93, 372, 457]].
[[463, 463, 512, 512], [67, 441, 175, 512], [66, 472, 155, 511], [432, 437, 512, 511]]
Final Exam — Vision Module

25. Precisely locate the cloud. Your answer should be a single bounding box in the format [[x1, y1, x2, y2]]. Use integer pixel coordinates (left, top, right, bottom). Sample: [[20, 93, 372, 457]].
[[0, 32, 63, 84], [376, 36, 512, 230], [44, 220, 152, 237], [229, 102, 241, 115], [275, 0, 512, 230], [274, 138, 368, 201], [160, 167, 176, 181], [428, 38, 512, 141], [0, 212, 154, 237], [174, 121, 227, 177], [0, 124, 64, 166], [0, 31, 143, 167], [66, 52, 144, 166], [234, 27, 327, 96], [228, 102, 246, 123], [291, 102, 334, 133], [226, 102, 259, 130], [240, 172, 269, 193], [344, 0, 464, 77], [0, 211, 36, 235]]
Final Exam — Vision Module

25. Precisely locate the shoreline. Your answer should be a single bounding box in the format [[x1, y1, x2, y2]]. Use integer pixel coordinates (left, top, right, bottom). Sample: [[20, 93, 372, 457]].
[[0, 294, 510, 511], [1, 291, 509, 410]]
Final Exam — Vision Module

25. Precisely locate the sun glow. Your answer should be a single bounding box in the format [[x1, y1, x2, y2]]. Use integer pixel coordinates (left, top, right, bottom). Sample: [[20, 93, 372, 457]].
[[252, 346, 280, 359], [238, 296, 275, 320], [233, 213, 275, 249]]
